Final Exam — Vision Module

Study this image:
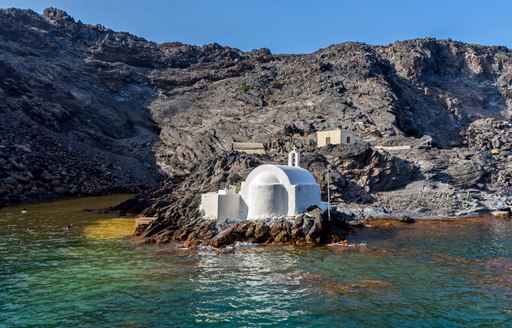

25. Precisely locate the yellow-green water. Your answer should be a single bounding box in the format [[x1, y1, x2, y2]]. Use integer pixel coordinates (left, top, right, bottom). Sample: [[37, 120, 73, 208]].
[[1, 196, 512, 327]]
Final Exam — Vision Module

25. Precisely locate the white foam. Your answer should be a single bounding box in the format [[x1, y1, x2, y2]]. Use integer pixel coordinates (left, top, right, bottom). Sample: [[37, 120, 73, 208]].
[[327, 242, 367, 248], [235, 241, 256, 247]]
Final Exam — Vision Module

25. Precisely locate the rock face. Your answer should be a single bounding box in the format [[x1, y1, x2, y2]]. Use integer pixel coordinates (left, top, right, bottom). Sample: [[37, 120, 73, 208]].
[[466, 118, 512, 188], [0, 8, 163, 205], [1, 8, 512, 244]]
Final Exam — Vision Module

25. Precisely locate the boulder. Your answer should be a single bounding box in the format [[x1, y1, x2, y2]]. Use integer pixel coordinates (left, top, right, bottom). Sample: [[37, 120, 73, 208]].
[[306, 224, 322, 243], [400, 216, 415, 223], [254, 223, 270, 242], [210, 226, 240, 248], [274, 230, 291, 243], [2, 176, 16, 186]]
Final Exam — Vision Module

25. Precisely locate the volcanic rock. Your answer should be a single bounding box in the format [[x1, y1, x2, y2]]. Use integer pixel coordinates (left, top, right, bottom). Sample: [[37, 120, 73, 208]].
[[1, 8, 512, 245]]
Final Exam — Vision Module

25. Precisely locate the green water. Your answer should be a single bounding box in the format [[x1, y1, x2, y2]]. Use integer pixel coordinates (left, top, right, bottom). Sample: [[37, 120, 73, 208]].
[[1, 196, 512, 327]]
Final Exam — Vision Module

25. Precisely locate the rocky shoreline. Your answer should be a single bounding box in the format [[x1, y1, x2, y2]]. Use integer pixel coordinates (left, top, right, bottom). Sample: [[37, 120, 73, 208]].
[[126, 121, 512, 246], [130, 198, 510, 249], [135, 206, 352, 248]]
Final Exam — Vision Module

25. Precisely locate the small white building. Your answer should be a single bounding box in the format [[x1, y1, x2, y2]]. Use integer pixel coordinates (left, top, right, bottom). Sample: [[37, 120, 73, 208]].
[[317, 129, 357, 147], [200, 189, 241, 220], [232, 142, 266, 155], [199, 148, 327, 220]]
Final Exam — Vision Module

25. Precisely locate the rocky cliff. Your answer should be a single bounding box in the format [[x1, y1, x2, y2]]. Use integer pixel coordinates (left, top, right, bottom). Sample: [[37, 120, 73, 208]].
[[1, 8, 511, 243]]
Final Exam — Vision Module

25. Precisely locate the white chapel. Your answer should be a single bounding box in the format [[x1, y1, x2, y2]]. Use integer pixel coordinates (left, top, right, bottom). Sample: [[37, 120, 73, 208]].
[[200, 148, 327, 220]]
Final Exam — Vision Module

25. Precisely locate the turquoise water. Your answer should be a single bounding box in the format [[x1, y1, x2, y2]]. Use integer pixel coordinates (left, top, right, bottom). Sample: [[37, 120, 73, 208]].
[[1, 196, 512, 327]]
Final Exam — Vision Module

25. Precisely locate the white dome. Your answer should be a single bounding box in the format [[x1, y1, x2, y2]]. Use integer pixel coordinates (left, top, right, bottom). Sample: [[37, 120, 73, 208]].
[[244, 165, 318, 186], [275, 165, 318, 185], [240, 164, 323, 219], [252, 171, 281, 184]]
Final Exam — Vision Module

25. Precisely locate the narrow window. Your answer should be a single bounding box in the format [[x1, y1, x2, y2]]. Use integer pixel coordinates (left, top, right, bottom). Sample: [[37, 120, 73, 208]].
[[346, 136, 351, 144]]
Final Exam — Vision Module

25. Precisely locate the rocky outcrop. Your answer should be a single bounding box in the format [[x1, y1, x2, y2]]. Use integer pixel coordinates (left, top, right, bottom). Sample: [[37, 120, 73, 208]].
[[140, 206, 351, 247], [1, 8, 512, 245], [465, 118, 512, 189], [128, 145, 419, 244]]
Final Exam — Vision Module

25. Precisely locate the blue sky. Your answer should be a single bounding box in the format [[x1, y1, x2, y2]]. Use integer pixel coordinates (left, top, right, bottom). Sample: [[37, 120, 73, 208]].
[[0, 0, 510, 54]]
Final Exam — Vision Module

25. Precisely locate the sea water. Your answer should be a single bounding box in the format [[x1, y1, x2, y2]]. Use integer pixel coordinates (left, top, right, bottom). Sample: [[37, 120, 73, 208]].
[[1, 196, 511, 327]]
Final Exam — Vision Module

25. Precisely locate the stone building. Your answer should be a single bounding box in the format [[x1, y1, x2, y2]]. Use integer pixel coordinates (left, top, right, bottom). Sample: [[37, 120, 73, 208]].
[[317, 129, 357, 147], [199, 148, 327, 220]]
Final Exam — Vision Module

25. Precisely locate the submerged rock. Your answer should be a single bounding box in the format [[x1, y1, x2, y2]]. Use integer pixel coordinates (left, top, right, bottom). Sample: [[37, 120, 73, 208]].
[[400, 216, 416, 223]]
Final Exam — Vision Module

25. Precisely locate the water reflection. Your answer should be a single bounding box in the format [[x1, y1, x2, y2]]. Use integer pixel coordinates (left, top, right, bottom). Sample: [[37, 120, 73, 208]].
[[489, 219, 512, 253], [192, 246, 307, 325]]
